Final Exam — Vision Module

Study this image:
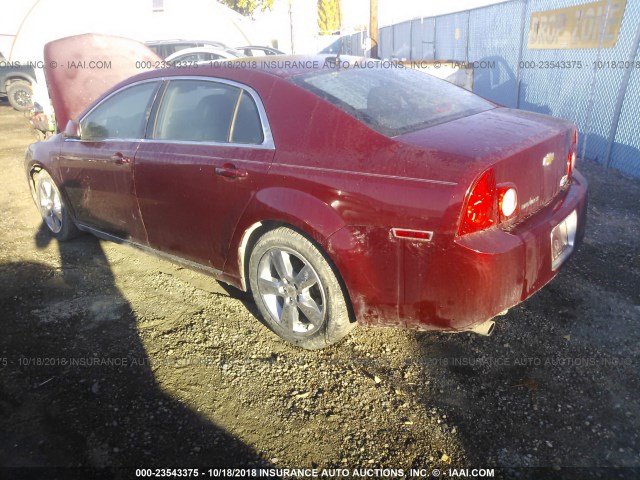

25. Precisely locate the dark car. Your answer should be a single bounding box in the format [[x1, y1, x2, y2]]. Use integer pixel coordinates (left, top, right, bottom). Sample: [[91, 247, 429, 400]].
[[0, 55, 36, 111], [26, 35, 587, 350]]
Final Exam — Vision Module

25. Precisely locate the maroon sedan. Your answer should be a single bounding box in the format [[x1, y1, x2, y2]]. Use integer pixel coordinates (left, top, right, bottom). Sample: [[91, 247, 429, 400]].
[[26, 35, 587, 349]]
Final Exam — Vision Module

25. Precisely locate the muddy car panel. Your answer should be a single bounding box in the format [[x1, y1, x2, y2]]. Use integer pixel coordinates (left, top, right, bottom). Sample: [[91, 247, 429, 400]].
[[27, 47, 587, 334]]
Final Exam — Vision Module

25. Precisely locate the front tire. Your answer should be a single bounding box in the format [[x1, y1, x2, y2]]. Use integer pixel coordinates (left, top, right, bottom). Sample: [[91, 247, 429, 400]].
[[35, 171, 80, 241], [248, 227, 355, 350], [7, 80, 33, 112]]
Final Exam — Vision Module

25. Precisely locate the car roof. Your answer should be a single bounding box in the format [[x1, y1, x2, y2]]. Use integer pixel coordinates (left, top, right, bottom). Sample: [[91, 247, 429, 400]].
[[125, 55, 370, 82], [180, 54, 371, 79]]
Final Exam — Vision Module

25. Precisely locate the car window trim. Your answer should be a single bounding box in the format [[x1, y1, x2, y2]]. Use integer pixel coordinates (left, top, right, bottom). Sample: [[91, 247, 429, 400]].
[[228, 89, 243, 142], [145, 76, 275, 150], [68, 78, 163, 143], [67, 76, 275, 149], [146, 79, 169, 140]]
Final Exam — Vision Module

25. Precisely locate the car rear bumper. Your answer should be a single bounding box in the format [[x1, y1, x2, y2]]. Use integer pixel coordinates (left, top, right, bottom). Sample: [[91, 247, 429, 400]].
[[402, 169, 588, 331]]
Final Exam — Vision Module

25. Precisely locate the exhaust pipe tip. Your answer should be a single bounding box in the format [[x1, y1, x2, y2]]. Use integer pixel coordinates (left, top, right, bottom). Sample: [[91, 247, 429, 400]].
[[470, 319, 495, 336]]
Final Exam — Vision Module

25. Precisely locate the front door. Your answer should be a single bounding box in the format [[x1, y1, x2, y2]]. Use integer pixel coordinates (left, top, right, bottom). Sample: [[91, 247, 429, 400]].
[[58, 81, 160, 242]]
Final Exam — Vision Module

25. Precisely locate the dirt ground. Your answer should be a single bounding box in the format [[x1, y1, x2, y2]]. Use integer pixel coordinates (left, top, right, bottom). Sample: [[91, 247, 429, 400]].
[[0, 100, 639, 480]]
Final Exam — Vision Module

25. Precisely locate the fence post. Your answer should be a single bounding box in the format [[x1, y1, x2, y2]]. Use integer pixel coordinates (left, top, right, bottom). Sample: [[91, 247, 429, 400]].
[[465, 10, 470, 64], [515, 0, 528, 109], [370, 0, 379, 58], [433, 17, 437, 59], [604, 18, 640, 169], [581, 0, 613, 165]]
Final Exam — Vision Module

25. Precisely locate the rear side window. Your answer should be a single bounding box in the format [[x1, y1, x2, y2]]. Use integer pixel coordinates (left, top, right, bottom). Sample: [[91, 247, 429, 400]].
[[166, 43, 196, 57], [81, 82, 157, 140], [231, 91, 264, 144], [170, 52, 226, 64], [153, 79, 264, 145], [291, 66, 495, 136]]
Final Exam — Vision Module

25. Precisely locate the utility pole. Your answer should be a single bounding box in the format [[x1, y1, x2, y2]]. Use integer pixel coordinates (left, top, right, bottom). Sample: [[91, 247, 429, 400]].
[[370, 0, 378, 58], [289, 0, 295, 54]]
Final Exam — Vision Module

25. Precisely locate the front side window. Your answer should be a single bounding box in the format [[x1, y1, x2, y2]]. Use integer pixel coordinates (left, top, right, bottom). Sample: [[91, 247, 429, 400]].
[[81, 82, 158, 140], [167, 44, 195, 57], [153, 79, 264, 145], [291, 65, 496, 136]]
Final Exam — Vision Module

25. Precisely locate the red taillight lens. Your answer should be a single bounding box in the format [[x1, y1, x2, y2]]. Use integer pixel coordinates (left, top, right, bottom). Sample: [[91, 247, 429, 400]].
[[459, 170, 520, 236], [459, 169, 496, 236]]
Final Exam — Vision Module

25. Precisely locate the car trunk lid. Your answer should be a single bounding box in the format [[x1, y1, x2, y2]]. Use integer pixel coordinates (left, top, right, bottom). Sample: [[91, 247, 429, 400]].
[[396, 107, 575, 217]]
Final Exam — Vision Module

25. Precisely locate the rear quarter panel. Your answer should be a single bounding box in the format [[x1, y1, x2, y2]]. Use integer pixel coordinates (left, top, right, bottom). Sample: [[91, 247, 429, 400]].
[[230, 79, 463, 326]]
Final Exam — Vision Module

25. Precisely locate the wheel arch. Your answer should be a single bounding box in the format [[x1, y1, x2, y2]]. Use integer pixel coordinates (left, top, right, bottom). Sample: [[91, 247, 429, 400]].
[[229, 188, 357, 323], [26, 163, 45, 204], [4, 74, 35, 90], [229, 187, 347, 286], [237, 219, 357, 326], [27, 163, 79, 228]]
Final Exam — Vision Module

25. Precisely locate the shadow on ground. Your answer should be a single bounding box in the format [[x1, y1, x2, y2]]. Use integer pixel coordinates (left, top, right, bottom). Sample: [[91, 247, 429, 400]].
[[0, 225, 274, 478], [410, 160, 640, 478]]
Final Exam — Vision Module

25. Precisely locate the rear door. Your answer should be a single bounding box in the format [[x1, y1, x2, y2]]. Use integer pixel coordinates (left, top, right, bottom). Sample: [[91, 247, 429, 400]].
[[134, 78, 275, 270], [58, 80, 161, 241]]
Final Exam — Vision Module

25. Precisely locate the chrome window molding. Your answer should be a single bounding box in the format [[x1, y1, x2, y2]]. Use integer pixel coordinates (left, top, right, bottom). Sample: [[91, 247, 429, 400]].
[[139, 138, 274, 150], [66, 75, 275, 150], [157, 76, 275, 149]]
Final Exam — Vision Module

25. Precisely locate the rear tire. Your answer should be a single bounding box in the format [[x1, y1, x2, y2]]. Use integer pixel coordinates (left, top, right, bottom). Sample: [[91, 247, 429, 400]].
[[7, 80, 33, 112], [35, 171, 80, 241], [248, 227, 355, 350]]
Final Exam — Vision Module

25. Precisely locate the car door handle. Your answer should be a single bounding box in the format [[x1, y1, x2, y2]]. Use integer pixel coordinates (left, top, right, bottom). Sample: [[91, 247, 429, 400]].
[[215, 164, 248, 179], [110, 153, 131, 165]]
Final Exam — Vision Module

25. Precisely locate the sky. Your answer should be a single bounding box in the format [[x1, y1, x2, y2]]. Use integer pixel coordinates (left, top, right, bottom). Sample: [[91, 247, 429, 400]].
[[1, 0, 511, 59], [344, 0, 508, 28], [253, 0, 509, 53]]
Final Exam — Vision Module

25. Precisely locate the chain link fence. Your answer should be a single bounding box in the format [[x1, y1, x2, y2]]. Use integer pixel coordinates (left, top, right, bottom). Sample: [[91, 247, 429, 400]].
[[340, 0, 640, 178]]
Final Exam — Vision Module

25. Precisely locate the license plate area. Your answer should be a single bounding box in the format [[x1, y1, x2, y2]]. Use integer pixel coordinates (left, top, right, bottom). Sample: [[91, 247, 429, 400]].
[[550, 210, 578, 270]]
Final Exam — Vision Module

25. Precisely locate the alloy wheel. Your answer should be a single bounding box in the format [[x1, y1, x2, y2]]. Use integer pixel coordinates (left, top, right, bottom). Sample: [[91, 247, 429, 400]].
[[38, 178, 63, 234], [256, 247, 326, 335]]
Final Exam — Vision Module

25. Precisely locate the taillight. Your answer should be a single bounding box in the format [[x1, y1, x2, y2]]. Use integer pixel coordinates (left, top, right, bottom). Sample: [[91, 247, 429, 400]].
[[567, 128, 577, 179], [459, 170, 519, 236], [498, 186, 518, 219], [459, 169, 496, 235]]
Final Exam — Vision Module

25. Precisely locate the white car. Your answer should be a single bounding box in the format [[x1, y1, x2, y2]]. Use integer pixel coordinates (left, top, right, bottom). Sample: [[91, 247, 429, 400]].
[[165, 47, 240, 65]]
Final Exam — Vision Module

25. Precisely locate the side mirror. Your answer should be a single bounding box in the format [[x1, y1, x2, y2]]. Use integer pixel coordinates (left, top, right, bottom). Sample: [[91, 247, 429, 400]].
[[31, 102, 44, 114], [63, 120, 81, 139]]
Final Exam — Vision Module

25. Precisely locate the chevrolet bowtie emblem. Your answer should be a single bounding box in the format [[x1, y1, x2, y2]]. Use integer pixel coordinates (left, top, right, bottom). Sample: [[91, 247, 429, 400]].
[[543, 152, 555, 166]]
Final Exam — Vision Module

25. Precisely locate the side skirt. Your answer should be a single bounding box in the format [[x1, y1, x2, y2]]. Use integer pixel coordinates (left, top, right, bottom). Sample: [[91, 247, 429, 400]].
[[76, 223, 227, 281]]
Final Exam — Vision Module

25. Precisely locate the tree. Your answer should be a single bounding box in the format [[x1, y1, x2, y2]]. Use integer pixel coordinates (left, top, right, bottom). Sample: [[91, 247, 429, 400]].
[[219, 0, 275, 16], [317, 0, 341, 35]]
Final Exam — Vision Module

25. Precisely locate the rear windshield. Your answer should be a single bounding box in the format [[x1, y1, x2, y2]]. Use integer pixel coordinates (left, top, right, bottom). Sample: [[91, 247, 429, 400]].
[[291, 66, 495, 136]]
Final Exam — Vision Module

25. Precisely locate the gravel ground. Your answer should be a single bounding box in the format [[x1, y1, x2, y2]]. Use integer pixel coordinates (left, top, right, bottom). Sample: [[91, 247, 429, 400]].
[[0, 101, 639, 480]]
